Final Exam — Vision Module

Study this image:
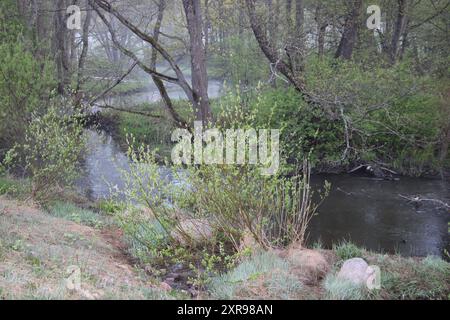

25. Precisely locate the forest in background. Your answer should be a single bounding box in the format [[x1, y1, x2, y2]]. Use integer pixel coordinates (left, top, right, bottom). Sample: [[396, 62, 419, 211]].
[[0, 0, 449, 301], [0, 0, 449, 179]]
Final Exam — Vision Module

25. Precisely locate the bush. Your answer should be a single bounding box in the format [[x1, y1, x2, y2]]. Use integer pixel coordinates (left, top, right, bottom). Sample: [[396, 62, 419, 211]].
[[117, 138, 328, 252], [235, 58, 448, 175], [0, 41, 55, 159], [4, 106, 86, 204], [333, 241, 365, 261], [249, 87, 345, 168]]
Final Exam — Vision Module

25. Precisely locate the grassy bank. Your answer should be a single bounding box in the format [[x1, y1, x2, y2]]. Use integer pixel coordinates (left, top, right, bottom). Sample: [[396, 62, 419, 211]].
[[85, 79, 150, 97], [1, 184, 448, 300], [97, 100, 193, 160]]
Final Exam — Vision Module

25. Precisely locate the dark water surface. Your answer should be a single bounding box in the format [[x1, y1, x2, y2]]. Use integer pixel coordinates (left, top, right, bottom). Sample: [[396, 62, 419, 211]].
[[308, 175, 449, 257]]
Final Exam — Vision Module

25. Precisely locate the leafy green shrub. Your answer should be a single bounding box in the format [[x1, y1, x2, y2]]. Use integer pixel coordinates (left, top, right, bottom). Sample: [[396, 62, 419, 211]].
[[232, 58, 447, 175], [0, 41, 55, 158], [118, 138, 327, 252], [333, 241, 365, 261], [248, 87, 345, 168], [97, 200, 127, 215], [4, 106, 86, 204]]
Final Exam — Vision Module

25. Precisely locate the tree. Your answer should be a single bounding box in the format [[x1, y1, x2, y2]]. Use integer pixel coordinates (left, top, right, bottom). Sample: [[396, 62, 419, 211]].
[[89, 0, 211, 125], [245, 0, 308, 97], [182, 0, 212, 124], [334, 0, 363, 60]]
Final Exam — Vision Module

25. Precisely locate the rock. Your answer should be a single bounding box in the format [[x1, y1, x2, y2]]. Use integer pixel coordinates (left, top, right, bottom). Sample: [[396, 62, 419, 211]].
[[286, 249, 329, 283], [337, 258, 370, 286], [171, 219, 213, 245]]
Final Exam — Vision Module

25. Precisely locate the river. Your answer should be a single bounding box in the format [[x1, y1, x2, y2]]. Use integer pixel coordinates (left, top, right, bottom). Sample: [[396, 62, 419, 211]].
[[78, 82, 450, 258]]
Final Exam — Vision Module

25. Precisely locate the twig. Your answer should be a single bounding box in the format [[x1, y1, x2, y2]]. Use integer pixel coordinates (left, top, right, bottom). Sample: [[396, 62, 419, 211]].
[[399, 194, 450, 209], [88, 61, 138, 105], [92, 104, 163, 119]]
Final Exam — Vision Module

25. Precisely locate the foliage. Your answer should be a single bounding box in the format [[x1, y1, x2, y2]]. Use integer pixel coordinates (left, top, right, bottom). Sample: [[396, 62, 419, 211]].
[[232, 57, 449, 175], [248, 86, 345, 168], [97, 199, 127, 215], [211, 35, 269, 87], [0, 176, 31, 201], [117, 136, 327, 251], [377, 255, 450, 300], [49, 202, 107, 229], [4, 106, 86, 204], [333, 241, 365, 261], [0, 42, 56, 159], [0, 0, 24, 43], [303, 57, 447, 174]]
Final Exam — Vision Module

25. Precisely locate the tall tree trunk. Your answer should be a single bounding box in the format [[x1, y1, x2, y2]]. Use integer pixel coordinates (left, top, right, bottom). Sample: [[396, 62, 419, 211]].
[[390, 0, 408, 64], [335, 0, 362, 60], [151, 0, 189, 129], [314, 4, 327, 59], [75, 0, 92, 106], [318, 23, 327, 58], [182, 0, 212, 124], [294, 0, 305, 72], [204, 0, 210, 54], [266, 0, 276, 86], [54, 0, 70, 94], [286, 0, 293, 30]]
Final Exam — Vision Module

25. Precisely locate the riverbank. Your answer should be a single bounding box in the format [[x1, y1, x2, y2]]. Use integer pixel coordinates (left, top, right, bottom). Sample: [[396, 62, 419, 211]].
[[0, 195, 176, 299], [0, 177, 448, 300], [87, 89, 450, 181]]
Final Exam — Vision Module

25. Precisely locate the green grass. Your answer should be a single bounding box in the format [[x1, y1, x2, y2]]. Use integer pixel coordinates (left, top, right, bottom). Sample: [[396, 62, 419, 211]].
[[85, 79, 149, 96], [333, 241, 365, 261], [323, 274, 366, 300], [103, 100, 194, 159], [97, 200, 126, 215], [209, 251, 303, 299], [0, 175, 29, 198], [376, 255, 450, 300], [49, 202, 110, 229]]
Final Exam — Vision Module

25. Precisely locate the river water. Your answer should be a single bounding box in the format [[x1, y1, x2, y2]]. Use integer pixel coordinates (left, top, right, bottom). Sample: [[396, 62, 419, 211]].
[[79, 83, 450, 258]]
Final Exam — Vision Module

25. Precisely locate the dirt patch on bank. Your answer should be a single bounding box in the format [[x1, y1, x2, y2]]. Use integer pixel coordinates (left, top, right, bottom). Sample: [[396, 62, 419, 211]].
[[0, 196, 169, 300]]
